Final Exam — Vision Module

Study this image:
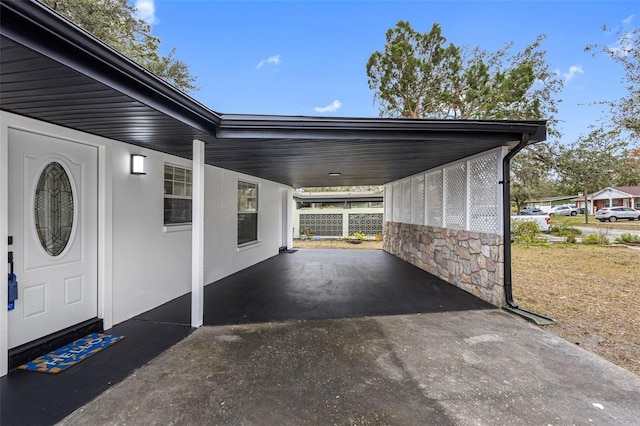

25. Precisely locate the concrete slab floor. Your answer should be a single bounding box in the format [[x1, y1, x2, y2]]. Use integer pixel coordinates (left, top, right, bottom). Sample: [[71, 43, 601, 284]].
[[60, 310, 640, 425]]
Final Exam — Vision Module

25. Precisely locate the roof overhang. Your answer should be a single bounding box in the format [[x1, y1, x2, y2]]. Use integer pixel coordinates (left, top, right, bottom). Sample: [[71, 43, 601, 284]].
[[0, 0, 547, 188]]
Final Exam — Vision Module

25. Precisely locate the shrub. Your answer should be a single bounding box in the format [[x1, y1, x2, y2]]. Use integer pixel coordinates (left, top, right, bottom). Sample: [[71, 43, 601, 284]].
[[351, 232, 367, 241], [582, 233, 610, 245], [511, 220, 543, 244], [615, 233, 640, 244], [565, 235, 577, 244], [549, 225, 581, 237]]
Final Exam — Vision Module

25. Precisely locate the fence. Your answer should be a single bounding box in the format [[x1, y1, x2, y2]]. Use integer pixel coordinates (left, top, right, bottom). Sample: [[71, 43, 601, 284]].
[[294, 209, 384, 238]]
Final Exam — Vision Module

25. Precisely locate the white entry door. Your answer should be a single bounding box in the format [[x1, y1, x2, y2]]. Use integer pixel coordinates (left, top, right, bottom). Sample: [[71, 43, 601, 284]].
[[8, 129, 98, 349]]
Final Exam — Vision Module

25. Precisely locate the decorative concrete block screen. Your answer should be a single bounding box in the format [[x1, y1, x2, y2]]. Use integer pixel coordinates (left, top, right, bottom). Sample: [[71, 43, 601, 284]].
[[300, 214, 343, 236], [348, 213, 383, 235], [382, 148, 506, 306]]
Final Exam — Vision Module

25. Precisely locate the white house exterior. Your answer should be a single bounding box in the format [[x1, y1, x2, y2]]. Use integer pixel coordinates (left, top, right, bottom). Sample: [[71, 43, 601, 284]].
[[1, 110, 293, 376], [0, 1, 547, 377], [572, 186, 640, 213]]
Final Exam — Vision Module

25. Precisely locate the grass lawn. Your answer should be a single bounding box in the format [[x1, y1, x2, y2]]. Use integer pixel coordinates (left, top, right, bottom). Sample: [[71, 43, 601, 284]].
[[551, 214, 640, 231], [512, 244, 640, 375]]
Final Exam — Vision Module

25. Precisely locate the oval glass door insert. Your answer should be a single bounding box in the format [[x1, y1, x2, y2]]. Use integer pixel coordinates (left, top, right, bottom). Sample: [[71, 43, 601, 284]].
[[34, 162, 75, 256]]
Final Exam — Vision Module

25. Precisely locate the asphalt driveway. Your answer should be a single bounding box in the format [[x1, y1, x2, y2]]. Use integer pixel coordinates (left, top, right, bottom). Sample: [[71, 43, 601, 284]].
[[60, 310, 640, 425]]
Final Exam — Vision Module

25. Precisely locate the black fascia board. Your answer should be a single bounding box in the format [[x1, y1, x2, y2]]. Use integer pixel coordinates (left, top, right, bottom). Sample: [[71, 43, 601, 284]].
[[0, 0, 221, 134], [217, 114, 547, 143]]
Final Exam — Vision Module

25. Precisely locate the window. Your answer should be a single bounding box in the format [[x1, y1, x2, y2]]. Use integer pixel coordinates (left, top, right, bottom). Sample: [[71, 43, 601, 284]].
[[164, 164, 192, 225], [238, 181, 258, 245], [34, 162, 74, 256]]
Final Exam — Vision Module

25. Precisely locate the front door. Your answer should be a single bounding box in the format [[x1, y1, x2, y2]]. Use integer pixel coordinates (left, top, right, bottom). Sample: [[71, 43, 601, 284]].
[[8, 129, 98, 349]]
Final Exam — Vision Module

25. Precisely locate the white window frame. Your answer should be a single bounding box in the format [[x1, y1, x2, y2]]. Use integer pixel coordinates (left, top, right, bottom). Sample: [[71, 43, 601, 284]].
[[164, 163, 193, 227], [238, 180, 259, 246]]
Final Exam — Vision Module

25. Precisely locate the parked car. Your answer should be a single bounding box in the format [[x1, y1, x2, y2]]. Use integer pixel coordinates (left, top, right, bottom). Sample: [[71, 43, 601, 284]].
[[518, 207, 545, 215], [595, 207, 640, 222], [548, 205, 579, 216]]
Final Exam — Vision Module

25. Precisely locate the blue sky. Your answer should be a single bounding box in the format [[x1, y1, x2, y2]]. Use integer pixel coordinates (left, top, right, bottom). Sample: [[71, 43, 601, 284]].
[[135, 1, 637, 145]]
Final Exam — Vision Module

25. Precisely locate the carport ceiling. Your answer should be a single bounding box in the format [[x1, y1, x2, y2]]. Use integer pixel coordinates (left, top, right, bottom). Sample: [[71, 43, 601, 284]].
[[1, 1, 546, 188]]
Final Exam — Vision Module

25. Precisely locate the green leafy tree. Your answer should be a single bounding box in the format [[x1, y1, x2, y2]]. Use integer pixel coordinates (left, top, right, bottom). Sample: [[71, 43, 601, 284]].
[[366, 21, 563, 136], [40, 0, 197, 93], [586, 25, 640, 140], [511, 146, 557, 211], [614, 147, 640, 186], [554, 128, 628, 222]]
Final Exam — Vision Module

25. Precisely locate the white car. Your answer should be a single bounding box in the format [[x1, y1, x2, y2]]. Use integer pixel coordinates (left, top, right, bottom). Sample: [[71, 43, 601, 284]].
[[595, 207, 640, 222], [548, 205, 578, 216]]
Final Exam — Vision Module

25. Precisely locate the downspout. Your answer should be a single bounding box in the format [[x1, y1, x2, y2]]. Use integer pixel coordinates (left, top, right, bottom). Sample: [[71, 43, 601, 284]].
[[501, 132, 530, 309]]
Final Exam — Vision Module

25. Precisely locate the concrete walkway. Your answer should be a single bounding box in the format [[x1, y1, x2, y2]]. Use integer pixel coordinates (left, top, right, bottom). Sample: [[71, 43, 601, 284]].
[[60, 310, 640, 425]]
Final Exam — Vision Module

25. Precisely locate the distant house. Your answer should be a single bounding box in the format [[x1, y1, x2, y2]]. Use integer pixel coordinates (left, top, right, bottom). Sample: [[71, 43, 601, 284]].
[[572, 186, 640, 214], [293, 192, 384, 238], [528, 195, 580, 212]]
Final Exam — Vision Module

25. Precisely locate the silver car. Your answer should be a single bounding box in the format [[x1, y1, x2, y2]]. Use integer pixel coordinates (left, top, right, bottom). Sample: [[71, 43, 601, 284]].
[[595, 207, 640, 222]]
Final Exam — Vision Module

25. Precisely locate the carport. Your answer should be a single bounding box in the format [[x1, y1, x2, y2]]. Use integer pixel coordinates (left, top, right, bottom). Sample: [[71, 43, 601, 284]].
[[7, 3, 640, 426], [136, 249, 494, 327], [1, 0, 546, 378]]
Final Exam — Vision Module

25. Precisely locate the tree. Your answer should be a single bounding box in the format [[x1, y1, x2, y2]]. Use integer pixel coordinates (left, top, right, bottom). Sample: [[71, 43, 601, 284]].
[[366, 21, 563, 136], [586, 25, 640, 140], [554, 128, 628, 222], [510, 146, 557, 211], [40, 0, 197, 93], [614, 147, 640, 186]]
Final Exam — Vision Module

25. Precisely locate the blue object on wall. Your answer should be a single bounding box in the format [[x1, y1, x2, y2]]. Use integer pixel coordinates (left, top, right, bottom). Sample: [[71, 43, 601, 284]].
[[8, 272, 18, 311]]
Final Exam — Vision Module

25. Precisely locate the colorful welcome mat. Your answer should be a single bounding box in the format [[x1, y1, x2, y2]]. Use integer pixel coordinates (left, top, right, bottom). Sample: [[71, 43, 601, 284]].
[[19, 333, 125, 374]]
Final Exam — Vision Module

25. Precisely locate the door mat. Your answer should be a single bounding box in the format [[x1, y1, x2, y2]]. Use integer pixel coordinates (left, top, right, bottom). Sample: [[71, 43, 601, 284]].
[[18, 333, 125, 374]]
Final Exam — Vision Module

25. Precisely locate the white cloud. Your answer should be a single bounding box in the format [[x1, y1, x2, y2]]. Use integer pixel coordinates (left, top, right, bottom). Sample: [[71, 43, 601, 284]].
[[609, 33, 636, 57], [135, 0, 157, 25], [256, 55, 281, 69], [314, 100, 342, 113], [562, 65, 584, 83], [622, 14, 634, 25]]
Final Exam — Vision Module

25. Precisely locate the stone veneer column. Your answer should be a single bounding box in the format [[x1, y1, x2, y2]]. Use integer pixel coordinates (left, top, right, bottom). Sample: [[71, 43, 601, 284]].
[[382, 221, 505, 306]]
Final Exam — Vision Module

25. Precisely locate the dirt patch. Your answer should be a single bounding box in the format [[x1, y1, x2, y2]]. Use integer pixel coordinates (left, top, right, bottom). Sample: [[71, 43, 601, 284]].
[[512, 244, 640, 376], [294, 239, 383, 250]]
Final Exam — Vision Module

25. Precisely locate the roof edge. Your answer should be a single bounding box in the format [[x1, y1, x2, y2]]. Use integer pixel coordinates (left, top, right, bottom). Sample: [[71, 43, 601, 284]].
[[0, 0, 221, 133], [218, 114, 547, 142]]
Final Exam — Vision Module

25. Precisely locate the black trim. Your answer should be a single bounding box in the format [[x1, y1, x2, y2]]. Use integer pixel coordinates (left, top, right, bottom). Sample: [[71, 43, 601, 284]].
[[501, 133, 530, 308], [8, 318, 103, 370], [217, 114, 547, 142]]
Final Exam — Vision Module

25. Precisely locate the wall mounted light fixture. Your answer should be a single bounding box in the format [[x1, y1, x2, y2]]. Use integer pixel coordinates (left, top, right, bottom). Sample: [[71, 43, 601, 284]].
[[130, 154, 146, 175]]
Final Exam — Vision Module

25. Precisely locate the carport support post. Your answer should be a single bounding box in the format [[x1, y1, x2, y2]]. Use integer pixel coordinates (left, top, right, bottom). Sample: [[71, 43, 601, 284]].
[[191, 139, 205, 328]]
